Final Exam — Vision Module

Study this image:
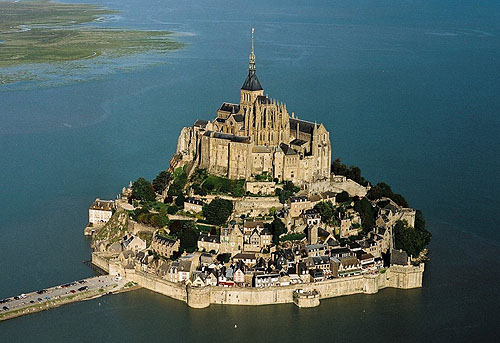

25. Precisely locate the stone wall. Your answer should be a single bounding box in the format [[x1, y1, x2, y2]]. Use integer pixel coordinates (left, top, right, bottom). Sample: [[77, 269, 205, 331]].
[[91, 252, 113, 273], [92, 252, 424, 308], [126, 270, 187, 302], [233, 196, 283, 216]]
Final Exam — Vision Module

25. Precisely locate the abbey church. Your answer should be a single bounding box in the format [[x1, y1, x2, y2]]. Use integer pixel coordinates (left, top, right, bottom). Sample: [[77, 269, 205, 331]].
[[176, 29, 331, 185]]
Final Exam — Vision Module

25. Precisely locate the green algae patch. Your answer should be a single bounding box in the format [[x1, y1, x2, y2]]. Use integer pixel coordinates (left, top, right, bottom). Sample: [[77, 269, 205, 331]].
[[0, 0, 183, 72]]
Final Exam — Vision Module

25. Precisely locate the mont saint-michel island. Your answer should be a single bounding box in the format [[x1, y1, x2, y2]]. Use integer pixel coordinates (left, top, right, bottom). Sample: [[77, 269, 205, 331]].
[[0, 30, 431, 319]]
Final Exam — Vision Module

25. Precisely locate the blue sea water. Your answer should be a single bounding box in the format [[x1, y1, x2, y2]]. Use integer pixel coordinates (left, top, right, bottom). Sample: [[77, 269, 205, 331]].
[[1, 0, 499, 341]]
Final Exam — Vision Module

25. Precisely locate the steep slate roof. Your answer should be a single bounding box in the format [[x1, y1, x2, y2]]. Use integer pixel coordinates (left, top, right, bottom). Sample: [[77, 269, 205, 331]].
[[289, 118, 316, 135], [241, 71, 263, 91], [219, 102, 241, 113], [391, 249, 409, 265], [279, 143, 297, 155], [198, 233, 220, 244], [290, 138, 307, 146], [232, 114, 244, 122], [203, 130, 251, 143], [154, 233, 178, 246], [194, 119, 208, 128]]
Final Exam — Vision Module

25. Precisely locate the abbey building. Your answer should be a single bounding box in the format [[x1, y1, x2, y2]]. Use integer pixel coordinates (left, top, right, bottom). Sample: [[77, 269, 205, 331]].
[[176, 29, 331, 185]]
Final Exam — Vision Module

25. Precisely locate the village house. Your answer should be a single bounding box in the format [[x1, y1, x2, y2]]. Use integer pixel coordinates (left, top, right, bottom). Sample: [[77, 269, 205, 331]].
[[288, 196, 312, 218], [232, 252, 257, 266], [307, 256, 332, 276], [254, 273, 280, 288], [337, 256, 362, 277], [220, 225, 244, 253], [244, 229, 261, 252], [308, 191, 336, 207], [243, 220, 265, 235], [358, 252, 376, 270], [330, 247, 353, 259], [88, 198, 115, 225], [121, 233, 146, 252], [198, 233, 221, 253], [184, 197, 205, 213], [305, 244, 328, 257], [151, 232, 180, 258], [167, 259, 193, 283]]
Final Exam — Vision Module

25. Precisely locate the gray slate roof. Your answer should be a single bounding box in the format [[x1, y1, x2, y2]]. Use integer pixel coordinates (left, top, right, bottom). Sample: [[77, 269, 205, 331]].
[[241, 71, 263, 91]]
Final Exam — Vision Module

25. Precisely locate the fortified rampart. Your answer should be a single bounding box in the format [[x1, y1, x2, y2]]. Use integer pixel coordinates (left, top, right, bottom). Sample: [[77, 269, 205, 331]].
[[92, 253, 424, 309]]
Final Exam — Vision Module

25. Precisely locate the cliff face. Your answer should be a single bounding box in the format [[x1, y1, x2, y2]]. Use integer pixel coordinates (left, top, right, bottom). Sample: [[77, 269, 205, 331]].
[[91, 209, 131, 251], [176, 126, 196, 161]]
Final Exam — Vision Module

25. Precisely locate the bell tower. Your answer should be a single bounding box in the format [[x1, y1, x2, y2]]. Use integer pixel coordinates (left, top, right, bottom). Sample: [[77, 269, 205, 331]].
[[240, 28, 264, 107], [241, 28, 264, 139]]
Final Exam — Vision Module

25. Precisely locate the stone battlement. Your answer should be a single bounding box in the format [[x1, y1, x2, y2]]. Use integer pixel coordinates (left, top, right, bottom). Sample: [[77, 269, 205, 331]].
[[92, 252, 424, 309]]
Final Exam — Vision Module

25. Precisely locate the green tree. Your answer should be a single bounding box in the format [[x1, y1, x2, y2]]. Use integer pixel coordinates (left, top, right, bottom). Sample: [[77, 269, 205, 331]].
[[167, 204, 179, 214], [217, 253, 231, 263], [150, 213, 169, 228], [276, 181, 300, 204], [152, 170, 171, 194], [332, 158, 368, 186], [168, 168, 188, 196], [367, 182, 409, 207], [132, 177, 156, 202], [179, 226, 199, 251], [336, 191, 350, 203], [267, 218, 287, 246], [203, 198, 233, 225], [394, 218, 432, 257], [175, 194, 185, 208], [314, 201, 334, 224], [354, 197, 376, 233]]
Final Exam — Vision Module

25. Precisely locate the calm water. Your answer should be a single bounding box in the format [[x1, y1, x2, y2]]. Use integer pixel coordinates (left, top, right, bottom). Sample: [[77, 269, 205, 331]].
[[1, 0, 500, 341]]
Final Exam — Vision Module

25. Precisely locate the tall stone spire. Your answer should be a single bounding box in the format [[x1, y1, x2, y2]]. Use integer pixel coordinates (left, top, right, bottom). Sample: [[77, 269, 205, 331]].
[[249, 28, 256, 74], [241, 28, 263, 91]]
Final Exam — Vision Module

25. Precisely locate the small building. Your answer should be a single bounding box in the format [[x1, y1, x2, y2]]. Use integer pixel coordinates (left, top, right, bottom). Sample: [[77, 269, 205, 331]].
[[198, 233, 221, 253], [358, 252, 375, 270], [305, 244, 328, 257], [244, 229, 261, 252], [331, 247, 355, 259], [151, 232, 180, 258], [307, 256, 332, 275], [309, 269, 325, 282], [167, 259, 192, 283], [220, 225, 244, 253], [121, 233, 146, 252], [260, 227, 273, 248], [243, 220, 265, 234], [302, 209, 321, 226], [233, 268, 245, 284], [88, 198, 115, 225], [199, 252, 214, 266], [254, 273, 280, 288], [337, 257, 362, 277], [308, 191, 336, 207], [184, 197, 205, 213], [288, 196, 312, 218], [390, 249, 409, 266], [232, 252, 257, 266]]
